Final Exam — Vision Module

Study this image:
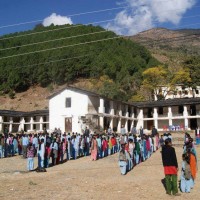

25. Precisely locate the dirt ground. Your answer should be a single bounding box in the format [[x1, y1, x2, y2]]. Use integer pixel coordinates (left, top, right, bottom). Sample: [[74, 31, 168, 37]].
[[0, 145, 199, 200]]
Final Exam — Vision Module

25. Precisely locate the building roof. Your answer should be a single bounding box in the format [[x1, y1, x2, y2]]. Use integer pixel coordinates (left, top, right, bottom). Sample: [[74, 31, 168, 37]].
[[0, 110, 49, 117], [47, 85, 134, 106], [48, 85, 100, 99], [48, 85, 200, 108], [133, 98, 200, 108]]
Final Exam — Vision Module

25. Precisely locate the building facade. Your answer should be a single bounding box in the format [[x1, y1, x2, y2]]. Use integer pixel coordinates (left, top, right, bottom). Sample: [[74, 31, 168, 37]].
[[49, 86, 200, 133], [0, 110, 49, 133], [1, 86, 200, 133]]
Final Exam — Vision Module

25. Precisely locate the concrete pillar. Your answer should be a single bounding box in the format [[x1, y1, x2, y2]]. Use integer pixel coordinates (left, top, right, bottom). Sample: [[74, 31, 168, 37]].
[[30, 117, 34, 131], [118, 104, 122, 116], [40, 116, 44, 131], [117, 118, 121, 133], [168, 107, 172, 118], [153, 108, 158, 129], [125, 105, 129, 117], [168, 107, 173, 128], [98, 98, 105, 113], [136, 109, 144, 130], [99, 116, 104, 130], [9, 117, 13, 133], [109, 117, 114, 130], [131, 107, 134, 118], [183, 106, 188, 129], [19, 117, 25, 131], [110, 101, 114, 115], [125, 119, 128, 132], [0, 116, 3, 132]]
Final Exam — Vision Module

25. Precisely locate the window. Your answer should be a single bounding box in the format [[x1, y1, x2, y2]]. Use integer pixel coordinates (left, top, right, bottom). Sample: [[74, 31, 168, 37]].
[[196, 90, 199, 95], [158, 107, 163, 115], [65, 98, 71, 108], [178, 106, 183, 114]]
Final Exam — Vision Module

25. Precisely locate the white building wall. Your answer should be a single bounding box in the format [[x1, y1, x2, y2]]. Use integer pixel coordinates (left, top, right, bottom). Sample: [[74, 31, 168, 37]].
[[49, 89, 89, 133]]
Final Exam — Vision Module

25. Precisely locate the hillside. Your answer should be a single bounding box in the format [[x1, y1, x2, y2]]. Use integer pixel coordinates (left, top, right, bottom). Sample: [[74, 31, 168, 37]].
[[1, 26, 199, 111], [128, 28, 200, 72], [0, 24, 159, 108]]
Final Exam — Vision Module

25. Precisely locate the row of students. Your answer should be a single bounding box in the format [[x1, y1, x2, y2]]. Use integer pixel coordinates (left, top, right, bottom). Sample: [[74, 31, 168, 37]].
[[180, 134, 198, 193], [118, 134, 160, 175]]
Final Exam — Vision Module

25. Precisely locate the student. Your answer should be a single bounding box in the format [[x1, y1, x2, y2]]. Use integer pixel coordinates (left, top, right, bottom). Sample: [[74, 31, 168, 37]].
[[27, 143, 34, 171], [180, 153, 191, 193], [0, 135, 3, 158], [50, 138, 58, 165], [102, 137, 108, 157], [60, 138, 66, 163], [44, 142, 51, 168], [91, 136, 98, 161], [22, 134, 29, 158], [118, 144, 129, 175], [161, 138, 180, 196], [67, 138, 72, 160], [135, 139, 140, 165], [37, 138, 45, 171], [33, 134, 38, 156]]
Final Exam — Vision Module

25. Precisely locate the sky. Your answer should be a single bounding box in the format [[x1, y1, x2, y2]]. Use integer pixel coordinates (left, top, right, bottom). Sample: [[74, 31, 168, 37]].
[[0, 0, 199, 36]]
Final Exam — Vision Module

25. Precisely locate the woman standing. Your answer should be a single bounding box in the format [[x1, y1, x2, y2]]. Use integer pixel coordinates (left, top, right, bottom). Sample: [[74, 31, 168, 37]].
[[91, 136, 98, 161], [118, 144, 129, 175]]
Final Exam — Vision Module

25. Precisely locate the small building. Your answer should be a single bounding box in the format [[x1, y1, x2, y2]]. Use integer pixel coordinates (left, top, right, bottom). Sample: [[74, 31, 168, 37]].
[[48, 86, 136, 133]]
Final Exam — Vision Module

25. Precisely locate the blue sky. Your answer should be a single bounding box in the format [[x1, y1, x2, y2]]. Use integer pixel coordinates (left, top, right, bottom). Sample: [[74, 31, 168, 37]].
[[0, 0, 199, 36]]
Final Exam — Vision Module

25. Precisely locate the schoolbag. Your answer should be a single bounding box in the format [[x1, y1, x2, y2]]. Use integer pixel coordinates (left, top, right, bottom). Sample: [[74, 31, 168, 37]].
[[184, 161, 191, 180], [119, 150, 126, 161]]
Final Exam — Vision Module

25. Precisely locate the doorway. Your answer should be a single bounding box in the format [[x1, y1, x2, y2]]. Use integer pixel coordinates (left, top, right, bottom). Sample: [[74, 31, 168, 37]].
[[65, 117, 72, 133]]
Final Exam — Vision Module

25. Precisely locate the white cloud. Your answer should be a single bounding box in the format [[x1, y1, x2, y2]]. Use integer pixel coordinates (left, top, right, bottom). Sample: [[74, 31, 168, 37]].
[[107, 0, 196, 35], [43, 13, 73, 27]]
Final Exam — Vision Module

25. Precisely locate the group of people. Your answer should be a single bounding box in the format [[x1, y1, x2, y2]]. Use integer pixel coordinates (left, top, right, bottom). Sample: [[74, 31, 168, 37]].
[[1, 127, 198, 197], [0, 128, 130, 171], [180, 133, 197, 193], [118, 131, 160, 175], [161, 132, 198, 196]]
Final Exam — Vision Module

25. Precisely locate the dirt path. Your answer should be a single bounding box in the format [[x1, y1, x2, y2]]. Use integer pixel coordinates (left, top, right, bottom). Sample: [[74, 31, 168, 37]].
[[0, 146, 199, 200]]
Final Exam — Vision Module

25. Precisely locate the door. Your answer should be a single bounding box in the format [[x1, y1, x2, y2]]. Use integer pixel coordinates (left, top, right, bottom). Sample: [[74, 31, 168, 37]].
[[65, 117, 72, 133], [147, 120, 154, 130]]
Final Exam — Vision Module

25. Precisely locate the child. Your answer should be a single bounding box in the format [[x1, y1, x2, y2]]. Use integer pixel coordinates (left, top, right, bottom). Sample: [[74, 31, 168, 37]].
[[180, 153, 191, 193], [118, 144, 129, 175], [27, 143, 34, 171]]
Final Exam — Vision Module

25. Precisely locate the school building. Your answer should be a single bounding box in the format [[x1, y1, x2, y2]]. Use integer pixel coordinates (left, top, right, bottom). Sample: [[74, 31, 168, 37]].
[[0, 86, 200, 133]]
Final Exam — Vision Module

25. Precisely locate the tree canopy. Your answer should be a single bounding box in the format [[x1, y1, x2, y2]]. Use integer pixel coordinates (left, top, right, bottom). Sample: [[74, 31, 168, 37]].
[[0, 24, 160, 101]]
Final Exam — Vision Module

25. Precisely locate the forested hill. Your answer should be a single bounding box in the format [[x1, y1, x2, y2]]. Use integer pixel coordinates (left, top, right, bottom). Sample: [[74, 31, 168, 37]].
[[0, 24, 159, 102]]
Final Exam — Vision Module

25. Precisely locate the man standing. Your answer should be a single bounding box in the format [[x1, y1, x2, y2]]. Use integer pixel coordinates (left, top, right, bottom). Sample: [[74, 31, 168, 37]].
[[139, 127, 144, 137], [161, 138, 180, 196], [84, 127, 90, 137], [151, 126, 158, 137]]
